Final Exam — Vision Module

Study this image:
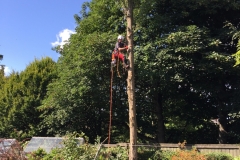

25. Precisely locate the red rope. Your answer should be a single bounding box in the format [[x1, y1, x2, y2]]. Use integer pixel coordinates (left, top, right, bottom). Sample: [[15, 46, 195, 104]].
[[108, 68, 113, 144]]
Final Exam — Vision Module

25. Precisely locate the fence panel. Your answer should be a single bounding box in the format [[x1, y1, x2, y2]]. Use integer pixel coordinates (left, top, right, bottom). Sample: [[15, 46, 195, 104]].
[[102, 143, 240, 157]]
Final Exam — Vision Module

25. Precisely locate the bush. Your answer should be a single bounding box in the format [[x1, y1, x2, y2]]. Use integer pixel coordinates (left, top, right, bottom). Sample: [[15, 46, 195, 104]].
[[234, 157, 240, 160], [26, 148, 47, 160], [171, 149, 207, 160], [26, 135, 238, 160], [41, 133, 129, 160], [97, 146, 128, 160], [205, 152, 234, 160], [152, 150, 175, 160], [44, 133, 96, 160], [137, 147, 157, 160]]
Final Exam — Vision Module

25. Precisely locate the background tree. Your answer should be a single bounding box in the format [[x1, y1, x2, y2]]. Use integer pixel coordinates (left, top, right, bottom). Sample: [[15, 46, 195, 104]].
[[134, 0, 240, 143], [39, 0, 130, 142], [1, 0, 239, 145], [39, 0, 240, 144], [0, 57, 56, 139]]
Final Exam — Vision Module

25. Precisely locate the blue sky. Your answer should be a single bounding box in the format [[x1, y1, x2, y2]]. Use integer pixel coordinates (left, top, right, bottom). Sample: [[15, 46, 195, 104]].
[[0, 0, 88, 75]]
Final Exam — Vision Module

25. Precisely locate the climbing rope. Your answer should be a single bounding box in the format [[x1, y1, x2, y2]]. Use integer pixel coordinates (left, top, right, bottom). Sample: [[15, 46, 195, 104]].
[[108, 64, 113, 145], [108, 52, 123, 144]]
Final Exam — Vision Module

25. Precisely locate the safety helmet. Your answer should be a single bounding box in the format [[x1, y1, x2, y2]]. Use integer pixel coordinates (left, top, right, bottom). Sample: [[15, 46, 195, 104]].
[[117, 35, 124, 40]]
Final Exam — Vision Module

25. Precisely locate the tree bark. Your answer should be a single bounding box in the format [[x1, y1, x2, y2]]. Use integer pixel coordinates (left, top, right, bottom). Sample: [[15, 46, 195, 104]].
[[126, 0, 137, 159], [154, 93, 165, 143], [218, 113, 228, 144], [217, 80, 228, 144]]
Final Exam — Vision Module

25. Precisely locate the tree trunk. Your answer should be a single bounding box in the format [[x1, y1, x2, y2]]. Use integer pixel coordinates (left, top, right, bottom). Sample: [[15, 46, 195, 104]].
[[217, 80, 228, 144], [155, 93, 165, 143], [126, 0, 137, 159], [218, 113, 228, 144]]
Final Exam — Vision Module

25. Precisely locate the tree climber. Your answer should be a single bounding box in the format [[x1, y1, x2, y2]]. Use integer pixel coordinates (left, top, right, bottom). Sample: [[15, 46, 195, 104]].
[[111, 35, 129, 69]]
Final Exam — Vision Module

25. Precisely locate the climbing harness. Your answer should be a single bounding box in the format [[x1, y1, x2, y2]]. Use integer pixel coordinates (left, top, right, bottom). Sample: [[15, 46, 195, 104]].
[[111, 51, 129, 78]]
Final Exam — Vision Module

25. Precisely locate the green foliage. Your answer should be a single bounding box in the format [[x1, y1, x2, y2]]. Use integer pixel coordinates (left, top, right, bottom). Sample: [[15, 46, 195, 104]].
[[26, 148, 47, 160], [41, 149, 62, 160], [39, 0, 130, 142], [205, 152, 234, 160], [0, 57, 56, 139], [134, 0, 240, 144], [0, 66, 4, 85], [151, 150, 175, 160], [96, 146, 129, 160], [38, 0, 240, 144], [1, 0, 240, 146], [233, 40, 240, 66], [23, 135, 239, 160], [36, 132, 96, 160], [136, 147, 175, 160], [171, 149, 207, 160], [35, 137, 237, 160], [40, 133, 128, 160]]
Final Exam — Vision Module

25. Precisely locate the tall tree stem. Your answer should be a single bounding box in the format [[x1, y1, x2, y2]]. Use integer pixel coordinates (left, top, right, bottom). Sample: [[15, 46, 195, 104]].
[[126, 0, 137, 159]]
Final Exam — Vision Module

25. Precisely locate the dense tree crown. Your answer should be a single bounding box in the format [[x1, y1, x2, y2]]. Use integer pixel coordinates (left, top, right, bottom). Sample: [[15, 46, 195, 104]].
[[1, 0, 240, 144], [0, 57, 56, 138]]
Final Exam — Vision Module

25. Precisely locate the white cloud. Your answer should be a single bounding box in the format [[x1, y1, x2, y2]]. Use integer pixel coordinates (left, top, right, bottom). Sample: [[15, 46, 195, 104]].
[[51, 29, 76, 48], [4, 66, 11, 76]]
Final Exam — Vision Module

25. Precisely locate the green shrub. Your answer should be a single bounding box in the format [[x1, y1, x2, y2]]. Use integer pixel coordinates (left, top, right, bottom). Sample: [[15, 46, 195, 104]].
[[40, 149, 61, 160], [171, 149, 207, 160], [234, 156, 240, 160], [26, 148, 47, 160], [97, 146, 128, 160], [40, 133, 129, 160], [28, 135, 237, 160], [151, 150, 175, 160], [205, 152, 234, 160], [46, 133, 96, 160], [137, 147, 156, 160]]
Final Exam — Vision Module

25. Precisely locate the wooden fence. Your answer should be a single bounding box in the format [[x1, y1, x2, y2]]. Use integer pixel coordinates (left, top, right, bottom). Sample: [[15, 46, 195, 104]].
[[102, 143, 240, 157]]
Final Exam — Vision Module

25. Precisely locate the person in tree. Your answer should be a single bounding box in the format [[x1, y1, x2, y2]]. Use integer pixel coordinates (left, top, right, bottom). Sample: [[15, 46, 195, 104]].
[[111, 35, 129, 68]]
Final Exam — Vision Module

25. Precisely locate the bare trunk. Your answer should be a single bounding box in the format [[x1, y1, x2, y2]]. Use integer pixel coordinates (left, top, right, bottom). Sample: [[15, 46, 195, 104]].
[[217, 80, 228, 144], [155, 93, 165, 143], [218, 112, 228, 144], [126, 0, 137, 159]]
